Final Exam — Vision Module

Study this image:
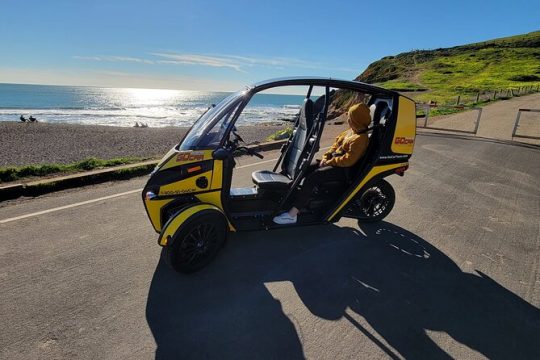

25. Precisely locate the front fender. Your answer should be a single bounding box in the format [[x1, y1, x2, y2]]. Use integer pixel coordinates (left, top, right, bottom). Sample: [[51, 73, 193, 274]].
[[157, 203, 225, 246]]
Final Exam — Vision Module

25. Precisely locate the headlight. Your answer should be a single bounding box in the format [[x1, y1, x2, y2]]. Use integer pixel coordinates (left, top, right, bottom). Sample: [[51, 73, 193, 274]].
[[145, 191, 157, 200]]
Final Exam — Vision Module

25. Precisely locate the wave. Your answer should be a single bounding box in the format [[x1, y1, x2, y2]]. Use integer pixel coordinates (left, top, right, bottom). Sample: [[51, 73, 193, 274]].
[[0, 104, 298, 128]]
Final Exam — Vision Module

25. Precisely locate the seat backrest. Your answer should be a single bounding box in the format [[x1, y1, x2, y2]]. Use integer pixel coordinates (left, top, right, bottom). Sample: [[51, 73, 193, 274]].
[[369, 101, 390, 127], [281, 98, 314, 178]]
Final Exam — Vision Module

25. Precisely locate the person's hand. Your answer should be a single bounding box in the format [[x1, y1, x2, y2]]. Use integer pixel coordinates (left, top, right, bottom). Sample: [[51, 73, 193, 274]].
[[319, 159, 328, 167]]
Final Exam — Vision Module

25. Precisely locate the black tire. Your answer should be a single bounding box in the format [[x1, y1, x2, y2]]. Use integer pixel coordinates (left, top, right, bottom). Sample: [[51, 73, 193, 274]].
[[347, 179, 395, 223], [163, 210, 228, 273]]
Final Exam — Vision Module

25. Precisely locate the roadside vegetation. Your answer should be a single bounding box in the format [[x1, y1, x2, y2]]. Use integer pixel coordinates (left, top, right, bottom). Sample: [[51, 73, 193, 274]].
[[266, 127, 293, 141], [0, 157, 150, 182], [355, 30, 540, 106]]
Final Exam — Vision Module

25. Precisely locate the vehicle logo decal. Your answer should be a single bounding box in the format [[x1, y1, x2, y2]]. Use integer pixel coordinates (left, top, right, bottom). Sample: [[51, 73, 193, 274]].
[[176, 151, 205, 162], [394, 137, 414, 145]]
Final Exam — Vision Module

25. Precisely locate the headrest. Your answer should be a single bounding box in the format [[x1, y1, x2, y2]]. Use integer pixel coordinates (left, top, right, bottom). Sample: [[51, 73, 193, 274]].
[[369, 102, 390, 125], [299, 98, 314, 130]]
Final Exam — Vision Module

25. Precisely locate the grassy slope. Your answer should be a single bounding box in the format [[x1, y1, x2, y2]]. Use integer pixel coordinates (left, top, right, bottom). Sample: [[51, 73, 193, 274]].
[[355, 30, 540, 104]]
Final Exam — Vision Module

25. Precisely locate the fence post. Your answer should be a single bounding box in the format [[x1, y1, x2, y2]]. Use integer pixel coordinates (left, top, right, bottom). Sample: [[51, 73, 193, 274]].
[[456, 95, 461, 105], [423, 105, 430, 128], [476, 92, 480, 103], [511, 110, 522, 138], [493, 90, 497, 100]]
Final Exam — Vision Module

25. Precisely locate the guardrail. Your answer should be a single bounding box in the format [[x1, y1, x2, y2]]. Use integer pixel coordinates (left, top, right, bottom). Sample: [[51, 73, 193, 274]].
[[417, 104, 483, 135], [512, 109, 540, 140]]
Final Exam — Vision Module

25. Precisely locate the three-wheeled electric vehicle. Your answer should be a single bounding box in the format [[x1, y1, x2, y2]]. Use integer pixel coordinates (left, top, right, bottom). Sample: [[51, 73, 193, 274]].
[[142, 77, 417, 273]]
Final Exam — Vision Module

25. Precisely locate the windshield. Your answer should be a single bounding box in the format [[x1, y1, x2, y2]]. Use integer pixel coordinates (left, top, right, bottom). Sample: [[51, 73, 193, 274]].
[[179, 91, 245, 150]]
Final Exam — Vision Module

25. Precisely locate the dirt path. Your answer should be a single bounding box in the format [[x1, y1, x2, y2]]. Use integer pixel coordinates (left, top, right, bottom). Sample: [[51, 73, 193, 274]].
[[423, 92, 540, 144]]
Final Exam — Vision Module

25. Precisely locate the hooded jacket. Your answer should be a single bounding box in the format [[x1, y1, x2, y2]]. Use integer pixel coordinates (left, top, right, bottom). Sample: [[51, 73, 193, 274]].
[[322, 103, 371, 167]]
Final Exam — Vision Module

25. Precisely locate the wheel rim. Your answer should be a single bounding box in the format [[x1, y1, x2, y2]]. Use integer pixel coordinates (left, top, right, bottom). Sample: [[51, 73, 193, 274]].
[[357, 186, 389, 218], [178, 223, 218, 266]]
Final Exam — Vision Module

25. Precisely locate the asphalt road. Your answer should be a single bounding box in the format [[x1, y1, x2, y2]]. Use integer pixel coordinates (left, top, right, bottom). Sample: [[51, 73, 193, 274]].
[[1, 134, 539, 359]]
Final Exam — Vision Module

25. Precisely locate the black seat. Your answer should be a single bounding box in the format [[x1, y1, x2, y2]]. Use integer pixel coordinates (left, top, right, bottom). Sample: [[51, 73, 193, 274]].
[[249, 170, 291, 190], [252, 98, 315, 190]]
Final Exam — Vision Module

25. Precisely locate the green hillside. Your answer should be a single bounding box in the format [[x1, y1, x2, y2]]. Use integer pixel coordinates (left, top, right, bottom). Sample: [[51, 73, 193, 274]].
[[355, 30, 540, 104]]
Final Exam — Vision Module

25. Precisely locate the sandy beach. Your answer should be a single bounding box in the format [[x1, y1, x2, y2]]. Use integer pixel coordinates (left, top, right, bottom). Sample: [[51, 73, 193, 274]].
[[0, 122, 294, 167]]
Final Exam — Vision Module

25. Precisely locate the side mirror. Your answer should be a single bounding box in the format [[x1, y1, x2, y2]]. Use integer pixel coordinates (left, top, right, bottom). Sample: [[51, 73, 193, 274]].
[[212, 148, 230, 160]]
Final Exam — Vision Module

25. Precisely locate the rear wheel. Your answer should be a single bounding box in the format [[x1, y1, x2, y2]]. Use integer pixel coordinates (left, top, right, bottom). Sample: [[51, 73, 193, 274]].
[[163, 211, 227, 273], [346, 179, 395, 222]]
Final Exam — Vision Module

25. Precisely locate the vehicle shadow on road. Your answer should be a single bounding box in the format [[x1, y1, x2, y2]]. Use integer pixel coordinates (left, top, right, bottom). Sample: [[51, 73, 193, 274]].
[[146, 222, 540, 359]]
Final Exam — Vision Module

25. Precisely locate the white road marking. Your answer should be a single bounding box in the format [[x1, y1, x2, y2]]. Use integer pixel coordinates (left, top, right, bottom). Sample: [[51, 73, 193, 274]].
[[236, 157, 279, 169], [0, 146, 331, 224], [0, 189, 142, 224]]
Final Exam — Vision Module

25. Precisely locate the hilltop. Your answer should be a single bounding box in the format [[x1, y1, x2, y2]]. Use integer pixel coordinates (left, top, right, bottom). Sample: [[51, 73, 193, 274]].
[[355, 30, 540, 104]]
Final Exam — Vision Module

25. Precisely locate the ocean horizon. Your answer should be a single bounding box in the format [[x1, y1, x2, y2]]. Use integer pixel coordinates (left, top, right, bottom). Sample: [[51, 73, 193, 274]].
[[0, 83, 304, 127]]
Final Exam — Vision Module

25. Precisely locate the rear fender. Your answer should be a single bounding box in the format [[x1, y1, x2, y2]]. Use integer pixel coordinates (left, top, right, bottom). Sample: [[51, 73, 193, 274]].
[[326, 162, 408, 221], [157, 203, 225, 247]]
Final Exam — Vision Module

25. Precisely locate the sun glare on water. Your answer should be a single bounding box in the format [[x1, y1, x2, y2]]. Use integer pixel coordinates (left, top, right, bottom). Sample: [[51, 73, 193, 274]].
[[124, 88, 181, 105]]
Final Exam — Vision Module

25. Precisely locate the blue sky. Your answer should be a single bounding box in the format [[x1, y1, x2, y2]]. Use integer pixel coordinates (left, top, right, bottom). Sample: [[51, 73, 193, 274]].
[[1, 0, 539, 91]]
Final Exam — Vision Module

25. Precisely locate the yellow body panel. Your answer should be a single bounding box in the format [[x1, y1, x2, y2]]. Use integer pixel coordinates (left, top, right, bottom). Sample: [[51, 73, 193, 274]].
[[195, 191, 223, 209], [145, 198, 174, 232], [160, 149, 214, 170], [327, 162, 408, 221], [145, 149, 232, 233], [158, 170, 213, 196], [391, 96, 417, 154], [158, 203, 224, 246], [195, 191, 236, 231], [211, 160, 224, 188], [156, 147, 179, 168]]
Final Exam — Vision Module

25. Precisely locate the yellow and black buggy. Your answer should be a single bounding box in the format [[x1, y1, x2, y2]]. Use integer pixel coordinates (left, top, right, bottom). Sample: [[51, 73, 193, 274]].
[[142, 77, 416, 273]]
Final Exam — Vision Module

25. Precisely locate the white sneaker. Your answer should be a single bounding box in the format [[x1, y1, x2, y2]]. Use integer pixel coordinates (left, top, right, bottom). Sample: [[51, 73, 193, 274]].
[[273, 212, 297, 225]]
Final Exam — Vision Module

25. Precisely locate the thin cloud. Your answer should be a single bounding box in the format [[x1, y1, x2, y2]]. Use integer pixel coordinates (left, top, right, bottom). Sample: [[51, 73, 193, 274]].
[[152, 52, 328, 72], [73, 55, 154, 64], [152, 53, 245, 72], [74, 52, 358, 73]]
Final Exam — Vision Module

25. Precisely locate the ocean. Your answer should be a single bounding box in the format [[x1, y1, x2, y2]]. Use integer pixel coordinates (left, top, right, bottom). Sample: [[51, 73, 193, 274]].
[[0, 83, 305, 127]]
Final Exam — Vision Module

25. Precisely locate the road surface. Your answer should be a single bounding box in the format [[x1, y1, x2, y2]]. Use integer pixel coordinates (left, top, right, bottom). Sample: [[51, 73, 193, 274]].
[[1, 133, 539, 359]]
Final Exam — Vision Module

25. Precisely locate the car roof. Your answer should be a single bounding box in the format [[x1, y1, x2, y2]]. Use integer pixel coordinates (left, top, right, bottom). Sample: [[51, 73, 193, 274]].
[[248, 76, 399, 97]]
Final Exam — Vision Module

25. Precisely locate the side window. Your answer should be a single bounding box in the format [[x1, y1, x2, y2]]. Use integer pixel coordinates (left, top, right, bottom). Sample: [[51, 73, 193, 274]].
[[327, 88, 371, 122], [233, 86, 327, 144], [236, 87, 310, 126]]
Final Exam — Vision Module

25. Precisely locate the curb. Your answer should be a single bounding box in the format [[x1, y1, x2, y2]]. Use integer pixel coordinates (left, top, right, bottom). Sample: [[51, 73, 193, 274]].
[[0, 140, 286, 201], [248, 139, 286, 152]]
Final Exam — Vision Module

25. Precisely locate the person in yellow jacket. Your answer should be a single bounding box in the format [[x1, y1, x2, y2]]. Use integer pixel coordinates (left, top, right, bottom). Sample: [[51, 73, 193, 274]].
[[273, 102, 371, 224]]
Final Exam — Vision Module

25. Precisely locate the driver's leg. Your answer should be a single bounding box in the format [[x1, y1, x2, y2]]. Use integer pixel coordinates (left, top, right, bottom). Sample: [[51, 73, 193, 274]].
[[293, 166, 348, 211], [273, 166, 348, 224]]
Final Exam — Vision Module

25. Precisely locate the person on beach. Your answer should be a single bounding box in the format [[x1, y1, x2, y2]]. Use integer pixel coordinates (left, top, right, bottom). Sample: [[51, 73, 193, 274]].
[[20, 115, 27, 122], [273, 103, 372, 225], [29, 115, 37, 122]]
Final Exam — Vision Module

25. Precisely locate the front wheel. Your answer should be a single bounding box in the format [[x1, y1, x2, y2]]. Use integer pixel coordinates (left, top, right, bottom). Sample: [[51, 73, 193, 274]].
[[163, 211, 228, 273], [345, 179, 395, 222]]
